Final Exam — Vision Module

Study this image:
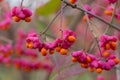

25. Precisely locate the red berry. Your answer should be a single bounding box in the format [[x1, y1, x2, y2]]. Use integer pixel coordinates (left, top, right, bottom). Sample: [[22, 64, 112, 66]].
[[69, 0, 77, 4]]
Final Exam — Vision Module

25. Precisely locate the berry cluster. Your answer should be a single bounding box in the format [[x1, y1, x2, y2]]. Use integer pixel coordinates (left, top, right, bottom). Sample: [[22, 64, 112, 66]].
[[99, 34, 117, 50], [72, 50, 119, 73], [13, 58, 53, 72], [11, 6, 32, 22], [26, 29, 76, 56], [71, 35, 119, 73], [0, 12, 11, 30]]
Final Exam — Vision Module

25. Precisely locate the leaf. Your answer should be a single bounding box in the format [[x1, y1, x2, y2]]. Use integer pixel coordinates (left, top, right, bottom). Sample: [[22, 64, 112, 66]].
[[36, 0, 61, 16]]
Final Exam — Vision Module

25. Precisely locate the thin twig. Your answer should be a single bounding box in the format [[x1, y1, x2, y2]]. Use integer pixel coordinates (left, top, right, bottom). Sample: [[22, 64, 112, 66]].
[[59, 1, 64, 38], [20, 0, 24, 8], [85, 12, 102, 57], [87, 39, 96, 53], [40, 4, 67, 35], [83, 25, 88, 51]]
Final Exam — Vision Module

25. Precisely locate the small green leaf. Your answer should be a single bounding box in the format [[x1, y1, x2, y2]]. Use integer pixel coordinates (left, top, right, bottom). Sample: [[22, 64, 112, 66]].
[[36, 0, 61, 16]]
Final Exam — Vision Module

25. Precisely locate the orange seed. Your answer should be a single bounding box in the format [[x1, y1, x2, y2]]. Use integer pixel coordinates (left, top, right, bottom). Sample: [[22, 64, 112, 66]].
[[60, 48, 68, 55], [56, 46, 61, 52], [41, 48, 47, 56], [24, 17, 31, 22], [113, 58, 119, 64], [87, 56, 92, 63], [80, 63, 88, 68], [13, 16, 20, 22], [26, 42, 34, 49], [72, 57, 78, 62], [102, 51, 110, 57], [83, 15, 87, 22], [105, 43, 110, 50], [68, 36, 76, 42], [96, 68, 102, 73], [104, 10, 113, 16]]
